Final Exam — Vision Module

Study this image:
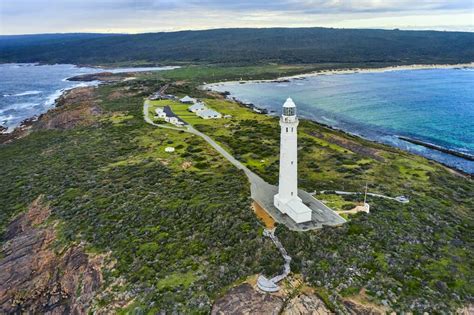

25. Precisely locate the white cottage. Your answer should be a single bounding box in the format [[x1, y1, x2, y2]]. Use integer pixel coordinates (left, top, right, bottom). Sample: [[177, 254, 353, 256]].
[[180, 96, 196, 104], [197, 109, 222, 119], [188, 103, 207, 113], [165, 117, 179, 124], [155, 107, 167, 118]]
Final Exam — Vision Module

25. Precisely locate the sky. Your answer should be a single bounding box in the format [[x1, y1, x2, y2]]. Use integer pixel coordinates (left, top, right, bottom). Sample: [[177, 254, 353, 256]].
[[0, 0, 473, 35]]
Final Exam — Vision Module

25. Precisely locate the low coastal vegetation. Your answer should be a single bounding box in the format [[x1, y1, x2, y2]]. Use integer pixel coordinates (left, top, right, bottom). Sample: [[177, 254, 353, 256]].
[[1, 64, 473, 313], [0, 79, 283, 313], [145, 66, 473, 312]]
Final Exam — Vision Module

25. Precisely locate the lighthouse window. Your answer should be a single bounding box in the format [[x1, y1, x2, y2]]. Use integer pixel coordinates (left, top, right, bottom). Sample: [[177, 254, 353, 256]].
[[291, 161, 294, 165], [283, 107, 295, 116], [291, 192, 294, 196], [286, 127, 288, 132], [291, 127, 294, 132]]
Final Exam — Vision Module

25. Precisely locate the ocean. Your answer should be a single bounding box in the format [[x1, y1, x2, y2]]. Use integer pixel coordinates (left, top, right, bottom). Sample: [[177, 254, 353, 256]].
[[0, 63, 176, 131], [208, 68, 474, 174]]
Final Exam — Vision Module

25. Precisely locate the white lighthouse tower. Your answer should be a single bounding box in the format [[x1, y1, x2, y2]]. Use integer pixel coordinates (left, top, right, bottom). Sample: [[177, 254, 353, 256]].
[[274, 98, 312, 223]]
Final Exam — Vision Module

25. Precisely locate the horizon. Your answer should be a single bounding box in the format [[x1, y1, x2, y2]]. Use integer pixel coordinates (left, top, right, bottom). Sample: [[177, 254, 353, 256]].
[[2, 25, 474, 37], [1, 0, 473, 35]]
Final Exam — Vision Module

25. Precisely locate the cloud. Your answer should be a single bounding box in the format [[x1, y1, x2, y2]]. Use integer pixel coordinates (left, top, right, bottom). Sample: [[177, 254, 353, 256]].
[[0, 0, 473, 34]]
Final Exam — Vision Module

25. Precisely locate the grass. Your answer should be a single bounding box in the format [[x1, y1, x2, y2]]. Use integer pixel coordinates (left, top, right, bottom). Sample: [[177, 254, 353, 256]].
[[156, 271, 197, 290]]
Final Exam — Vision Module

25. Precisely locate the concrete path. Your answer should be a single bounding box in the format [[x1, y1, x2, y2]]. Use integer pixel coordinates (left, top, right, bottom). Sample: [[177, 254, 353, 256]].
[[316, 190, 409, 204], [257, 228, 292, 292], [143, 100, 346, 231]]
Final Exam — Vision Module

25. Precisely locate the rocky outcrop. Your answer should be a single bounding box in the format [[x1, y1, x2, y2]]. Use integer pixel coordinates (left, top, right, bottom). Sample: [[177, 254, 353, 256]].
[[212, 282, 333, 315], [67, 71, 136, 83], [0, 86, 101, 144], [0, 196, 104, 314], [283, 293, 332, 315], [35, 87, 102, 131], [343, 299, 386, 315], [67, 72, 116, 82], [457, 304, 474, 314], [212, 283, 284, 314]]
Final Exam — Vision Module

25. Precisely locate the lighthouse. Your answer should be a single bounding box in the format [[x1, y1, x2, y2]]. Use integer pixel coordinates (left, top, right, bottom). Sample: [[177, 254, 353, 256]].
[[274, 98, 312, 223]]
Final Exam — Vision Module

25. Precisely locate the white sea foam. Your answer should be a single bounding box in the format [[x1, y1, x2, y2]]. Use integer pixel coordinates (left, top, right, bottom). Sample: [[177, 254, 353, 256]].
[[44, 89, 66, 107], [0, 114, 14, 124], [321, 116, 338, 124], [7, 90, 42, 97], [1, 102, 40, 112]]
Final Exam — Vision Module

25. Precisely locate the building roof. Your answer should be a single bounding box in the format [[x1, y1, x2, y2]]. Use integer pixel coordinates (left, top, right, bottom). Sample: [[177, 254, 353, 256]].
[[155, 107, 164, 114], [163, 106, 187, 125], [180, 95, 196, 103], [189, 103, 207, 111], [283, 97, 296, 108], [198, 109, 221, 117], [287, 199, 312, 215]]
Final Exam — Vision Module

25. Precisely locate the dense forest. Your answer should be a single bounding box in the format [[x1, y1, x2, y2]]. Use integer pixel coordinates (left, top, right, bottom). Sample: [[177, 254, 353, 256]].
[[1, 28, 473, 65]]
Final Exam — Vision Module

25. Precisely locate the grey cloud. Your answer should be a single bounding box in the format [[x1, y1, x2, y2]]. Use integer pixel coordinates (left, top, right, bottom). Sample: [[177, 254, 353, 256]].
[[1, 0, 473, 34]]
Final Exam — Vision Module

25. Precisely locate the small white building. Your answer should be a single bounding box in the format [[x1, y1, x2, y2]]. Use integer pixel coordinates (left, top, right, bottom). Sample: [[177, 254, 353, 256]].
[[197, 109, 222, 119], [165, 147, 175, 153], [165, 117, 179, 124], [188, 103, 207, 113], [180, 96, 196, 104], [155, 107, 167, 118]]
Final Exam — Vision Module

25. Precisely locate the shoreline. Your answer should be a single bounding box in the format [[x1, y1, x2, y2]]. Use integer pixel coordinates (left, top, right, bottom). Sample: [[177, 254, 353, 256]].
[[3, 63, 473, 176], [0, 80, 100, 134], [0, 63, 178, 133], [227, 95, 473, 176], [398, 136, 474, 162], [223, 93, 472, 177], [204, 65, 474, 175], [205, 62, 474, 86]]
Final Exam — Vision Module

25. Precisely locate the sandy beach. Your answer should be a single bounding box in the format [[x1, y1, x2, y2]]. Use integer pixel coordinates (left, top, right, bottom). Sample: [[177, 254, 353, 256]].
[[205, 62, 474, 87]]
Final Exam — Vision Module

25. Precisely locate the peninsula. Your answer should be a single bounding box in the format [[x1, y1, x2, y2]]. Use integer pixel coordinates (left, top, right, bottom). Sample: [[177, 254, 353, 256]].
[[0, 27, 473, 315]]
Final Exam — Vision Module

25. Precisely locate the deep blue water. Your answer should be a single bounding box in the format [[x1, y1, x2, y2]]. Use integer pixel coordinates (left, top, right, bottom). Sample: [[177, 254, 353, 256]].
[[0, 63, 176, 130], [209, 69, 474, 174]]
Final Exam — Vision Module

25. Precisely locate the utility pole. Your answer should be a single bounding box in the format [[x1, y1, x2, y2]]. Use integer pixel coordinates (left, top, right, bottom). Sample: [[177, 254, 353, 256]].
[[364, 182, 368, 204]]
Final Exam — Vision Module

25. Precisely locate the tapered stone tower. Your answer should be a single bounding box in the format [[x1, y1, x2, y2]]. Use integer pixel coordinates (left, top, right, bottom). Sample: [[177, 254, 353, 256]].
[[274, 98, 312, 223]]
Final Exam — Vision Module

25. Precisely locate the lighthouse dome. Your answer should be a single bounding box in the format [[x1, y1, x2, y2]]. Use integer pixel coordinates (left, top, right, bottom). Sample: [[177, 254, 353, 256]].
[[283, 97, 296, 108], [282, 97, 296, 116]]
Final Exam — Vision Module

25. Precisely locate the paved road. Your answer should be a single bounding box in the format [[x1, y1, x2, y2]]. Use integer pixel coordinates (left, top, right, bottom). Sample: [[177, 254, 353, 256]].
[[143, 100, 345, 231]]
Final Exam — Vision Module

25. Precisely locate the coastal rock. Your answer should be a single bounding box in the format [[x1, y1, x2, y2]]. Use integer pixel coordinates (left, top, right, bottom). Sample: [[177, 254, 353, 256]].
[[0, 195, 104, 314], [283, 293, 332, 315], [0, 86, 100, 144], [212, 283, 284, 314], [35, 87, 102, 130], [343, 298, 387, 315], [212, 282, 333, 315], [67, 72, 116, 82], [67, 71, 137, 83]]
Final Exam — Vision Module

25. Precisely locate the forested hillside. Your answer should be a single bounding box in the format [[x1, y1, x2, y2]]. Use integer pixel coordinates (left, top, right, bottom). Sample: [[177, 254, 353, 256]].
[[1, 28, 473, 65]]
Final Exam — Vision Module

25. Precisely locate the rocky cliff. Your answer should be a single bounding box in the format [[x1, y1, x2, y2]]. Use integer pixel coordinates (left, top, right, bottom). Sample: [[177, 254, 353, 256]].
[[0, 196, 104, 314]]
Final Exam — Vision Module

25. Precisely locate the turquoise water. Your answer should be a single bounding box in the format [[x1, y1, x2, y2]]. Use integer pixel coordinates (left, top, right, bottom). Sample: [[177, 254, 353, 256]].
[[209, 69, 474, 174]]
